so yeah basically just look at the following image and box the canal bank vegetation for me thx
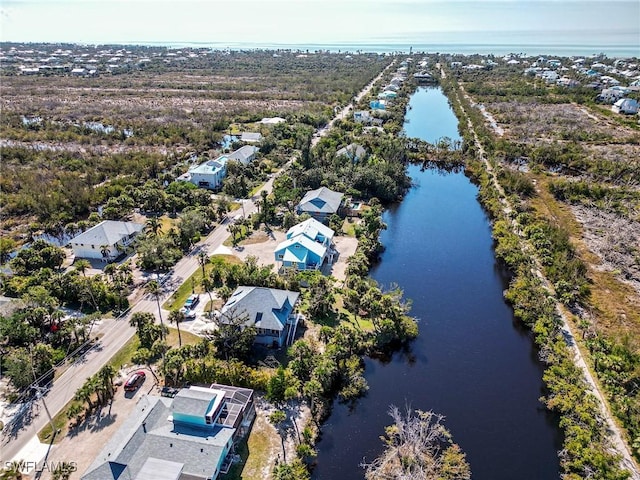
[438,54,638,478]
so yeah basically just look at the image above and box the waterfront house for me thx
[336,143,367,163]
[353,110,373,124]
[370,100,386,110]
[378,90,398,99]
[177,156,228,190]
[612,98,639,115]
[220,286,300,347]
[69,220,143,261]
[297,186,344,222]
[274,218,335,271]
[82,385,255,480]
[227,145,259,165]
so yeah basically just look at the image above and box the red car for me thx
[124,371,146,392]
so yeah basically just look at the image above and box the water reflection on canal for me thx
[312,87,562,480]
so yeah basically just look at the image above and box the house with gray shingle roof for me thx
[336,143,367,163]
[82,385,254,480]
[296,186,344,223]
[220,287,300,347]
[227,145,259,165]
[69,220,143,261]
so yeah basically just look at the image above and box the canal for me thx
[312,87,563,479]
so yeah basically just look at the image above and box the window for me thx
[277,254,283,260]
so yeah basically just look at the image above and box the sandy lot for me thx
[233,229,358,283]
[34,368,158,480]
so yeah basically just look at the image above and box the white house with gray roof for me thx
[240,132,262,143]
[297,186,344,223]
[220,287,300,347]
[82,385,254,480]
[177,156,228,190]
[69,220,143,261]
[227,145,259,165]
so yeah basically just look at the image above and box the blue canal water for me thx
[312,87,563,479]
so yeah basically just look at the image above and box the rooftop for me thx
[189,157,228,175]
[298,187,344,215]
[70,220,143,247]
[221,287,299,332]
[82,386,252,480]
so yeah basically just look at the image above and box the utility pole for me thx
[33,386,56,437]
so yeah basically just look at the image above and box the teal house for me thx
[82,385,256,480]
[370,99,386,110]
[274,218,335,271]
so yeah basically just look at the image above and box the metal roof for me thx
[221,287,299,332]
[70,220,143,247]
[298,187,344,215]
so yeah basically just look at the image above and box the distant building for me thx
[227,145,259,165]
[353,110,372,124]
[69,220,143,261]
[177,156,228,190]
[240,132,262,143]
[612,98,639,115]
[82,385,255,480]
[259,117,286,125]
[220,287,301,347]
[297,186,344,223]
[599,88,626,104]
[370,100,386,110]
[336,143,367,163]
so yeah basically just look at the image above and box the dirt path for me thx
[445,67,640,479]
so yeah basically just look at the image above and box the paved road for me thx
[0,197,265,464]
[311,60,395,147]
[0,61,393,464]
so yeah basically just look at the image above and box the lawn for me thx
[341,217,358,236]
[162,254,242,310]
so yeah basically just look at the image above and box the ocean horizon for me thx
[132,40,638,58]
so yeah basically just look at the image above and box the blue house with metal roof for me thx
[274,218,335,271]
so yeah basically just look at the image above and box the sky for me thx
[1,0,639,49]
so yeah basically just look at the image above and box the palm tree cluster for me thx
[68,365,117,427]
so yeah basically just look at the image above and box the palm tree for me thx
[202,274,215,318]
[74,259,91,277]
[145,280,166,339]
[145,217,162,236]
[99,244,111,261]
[98,364,116,401]
[168,309,185,347]
[197,250,209,278]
